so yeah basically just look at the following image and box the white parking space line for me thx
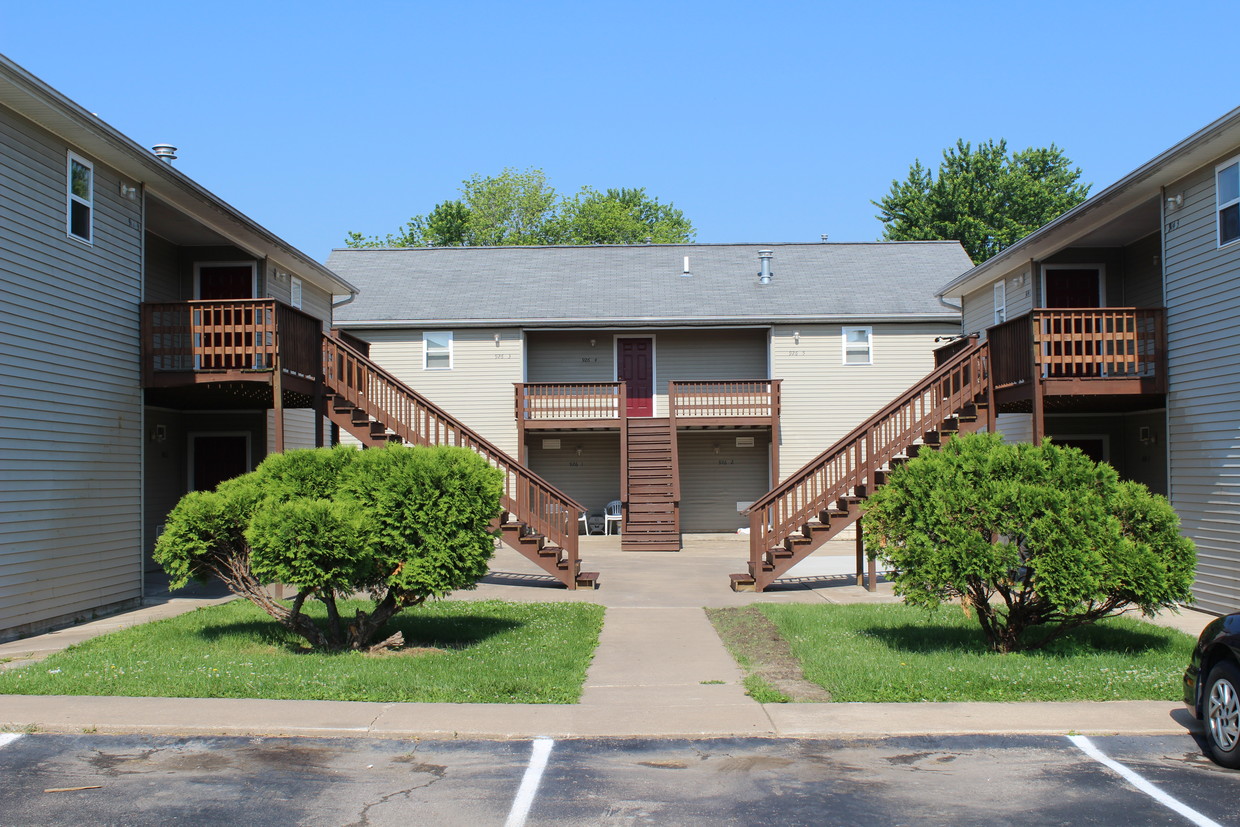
[0,733,22,749]
[504,738,554,827]
[1067,735,1223,827]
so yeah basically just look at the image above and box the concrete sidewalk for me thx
[0,535,1215,740]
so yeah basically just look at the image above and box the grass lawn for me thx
[751,603,1195,703]
[0,599,604,704]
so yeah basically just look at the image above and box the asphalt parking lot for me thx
[1,732,1237,826]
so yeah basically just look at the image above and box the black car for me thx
[1184,612,1240,768]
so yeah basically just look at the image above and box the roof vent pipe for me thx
[757,249,773,285]
[152,144,178,163]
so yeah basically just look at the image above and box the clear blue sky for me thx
[4,1,1236,262]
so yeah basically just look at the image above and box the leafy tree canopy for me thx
[873,139,1090,263]
[863,433,1194,653]
[346,168,695,248]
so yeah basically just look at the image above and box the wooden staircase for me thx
[321,332,598,589]
[620,417,681,551]
[731,340,992,592]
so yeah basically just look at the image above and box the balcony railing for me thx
[515,382,626,421]
[514,380,781,422]
[668,380,780,420]
[141,299,322,386]
[988,307,1166,393]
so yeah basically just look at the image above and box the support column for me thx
[855,517,865,588]
[272,373,285,453]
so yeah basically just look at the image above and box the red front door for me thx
[617,338,653,417]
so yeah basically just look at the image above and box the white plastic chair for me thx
[604,500,622,535]
[578,511,590,535]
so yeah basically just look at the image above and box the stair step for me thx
[729,573,757,592]
[575,571,600,589]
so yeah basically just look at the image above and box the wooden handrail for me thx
[987,307,1166,389]
[746,340,989,567]
[322,334,585,566]
[142,299,323,381]
[668,379,779,419]
[515,382,623,420]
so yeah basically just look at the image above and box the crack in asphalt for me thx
[343,767,445,827]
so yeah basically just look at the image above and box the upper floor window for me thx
[67,152,93,243]
[423,331,453,369]
[993,280,1007,325]
[842,326,873,365]
[290,276,303,310]
[1218,158,1240,246]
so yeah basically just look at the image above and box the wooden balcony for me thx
[514,379,781,429]
[141,299,322,397]
[987,307,1166,410]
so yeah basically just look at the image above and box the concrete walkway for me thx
[0,535,1216,740]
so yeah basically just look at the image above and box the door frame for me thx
[193,261,259,300]
[613,334,656,417]
[187,431,253,491]
[1039,263,1105,308]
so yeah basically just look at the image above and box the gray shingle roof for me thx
[329,242,969,327]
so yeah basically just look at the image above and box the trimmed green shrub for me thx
[154,444,503,651]
[863,433,1195,653]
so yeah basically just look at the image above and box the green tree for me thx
[863,433,1195,653]
[346,170,695,247]
[154,444,502,652]
[873,139,1090,263]
[553,186,694,244]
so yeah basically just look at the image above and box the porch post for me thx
[272,369,286,454]
[855,517,865,588]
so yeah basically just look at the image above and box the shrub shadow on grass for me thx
[862,618,1180,657]
[194,612,520,654]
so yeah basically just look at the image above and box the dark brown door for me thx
[1043,268,1101,308]
[1043,268,1102,376]
[192,435,250,491]
[198,265,254,300]
[617,338,653,418]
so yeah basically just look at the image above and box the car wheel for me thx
[1204,661,1240,769]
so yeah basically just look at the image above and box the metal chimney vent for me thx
[757,250,773,285]
[152,144,178,163]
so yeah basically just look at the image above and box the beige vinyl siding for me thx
[526,433,621,519]
[342,327,523,455]
[267,408,324,453]
[0,106,144,638]
[1163,161,1240,614]
[678,431,770,533]
[961,268,1034,337]
[771,322,957,479]
[526,332,613,383]
[993,413,1033,443]
[264,264,333,327]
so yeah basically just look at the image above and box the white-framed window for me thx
[842,326,873,365]
[67,151,93,243]
[290,276,303,310]
[1218,156,1240,247]
[423,331,453,370]
[993,280,1007,325]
